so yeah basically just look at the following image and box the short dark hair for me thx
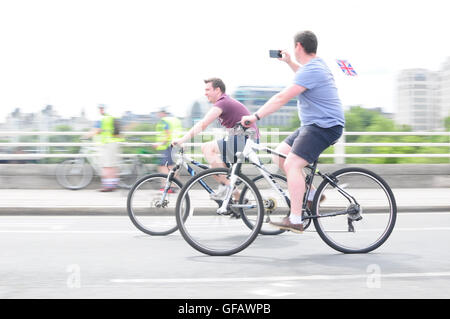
[294,31,318,54]
[204,78,226,93]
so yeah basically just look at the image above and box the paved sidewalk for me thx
[0,188,448,215]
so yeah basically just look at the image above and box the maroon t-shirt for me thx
[214,94,259,137]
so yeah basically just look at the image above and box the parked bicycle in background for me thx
[55,138,147,190]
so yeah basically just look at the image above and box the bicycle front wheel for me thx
[175,168,264,256]
[312,167,397,254]
[127,173,188,236]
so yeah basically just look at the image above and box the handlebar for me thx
[233,121,250,130]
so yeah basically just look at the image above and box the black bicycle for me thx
[175,124,397,256]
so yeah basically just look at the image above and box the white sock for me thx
[308,189,316,201]
[103,178,117,188]
[289,214,303,224]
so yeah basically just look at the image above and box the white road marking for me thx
[110,271,450,284]
[394,227,450,231]
[250,288,295,297]
[0,223,67,230]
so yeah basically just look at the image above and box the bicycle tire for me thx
[127,173,189,236]
[55,159,94,190]
[175,167,264,256]
[312,167,397,254]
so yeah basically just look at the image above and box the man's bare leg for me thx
[202,141,239,200]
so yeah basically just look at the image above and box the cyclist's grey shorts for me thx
[217,135,258,164]
[99,142,120,167]
[284,124,343,164]
[159,147,174,166]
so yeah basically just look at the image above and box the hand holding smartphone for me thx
[269,50,282,58]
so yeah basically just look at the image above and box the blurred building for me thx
[396,69,441,131]
[1,106,93,132]
[232,86,298,128]
[121,111,158,126]
[396,58,450,131]
[184,97,221,129]
[441,57,450,120]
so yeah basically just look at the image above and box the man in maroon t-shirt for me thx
[172,78,258,199]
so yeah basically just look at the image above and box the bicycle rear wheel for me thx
[55,159,94,190]
[127,173,188,236]
[312,167,397,254]
[175,168,264,256]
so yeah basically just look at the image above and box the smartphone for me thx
[269,50,282,58]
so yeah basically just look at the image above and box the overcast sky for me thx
[0,0,449,122]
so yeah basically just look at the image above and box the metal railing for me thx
[0,130,449,163]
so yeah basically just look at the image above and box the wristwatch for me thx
[254,113,261,121]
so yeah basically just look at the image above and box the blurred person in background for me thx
[85,104,122,192]
[172,77,259,200]
[154,107,183,192]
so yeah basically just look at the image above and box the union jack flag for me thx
[336,60,357,76]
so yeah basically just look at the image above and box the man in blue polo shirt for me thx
[242,30,345,233]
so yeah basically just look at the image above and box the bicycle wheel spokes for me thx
[314,169,396,253]
[241,174,290,235]
[128,174,187,236]
[56,159,93,190]
[176,169,264,256]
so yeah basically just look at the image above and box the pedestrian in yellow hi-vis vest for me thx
[154,108,182,191]
[85,104,123,192]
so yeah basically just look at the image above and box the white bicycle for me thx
[55,140,147,190]
[175,123,397,256]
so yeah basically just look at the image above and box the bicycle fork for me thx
[216,163,241,215]
[158,166,179,205]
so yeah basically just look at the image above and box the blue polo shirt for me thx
[294,57,345,128]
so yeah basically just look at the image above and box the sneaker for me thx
[269,217,304,234]
[210,184,232,201]
[159,188,177,194]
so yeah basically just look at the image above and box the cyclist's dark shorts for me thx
[284,124,343,164]
[159,147,174,166]
[217,135,259,164]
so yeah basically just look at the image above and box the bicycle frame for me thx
[80,141,146,177]
[217,137,360,219]
[79,143,101,174]
[159,148,214,203]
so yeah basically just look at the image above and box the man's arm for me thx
[173,106,222,145]
[241,84,306,126]
[279,50,300,72]
[84,127,101,139]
